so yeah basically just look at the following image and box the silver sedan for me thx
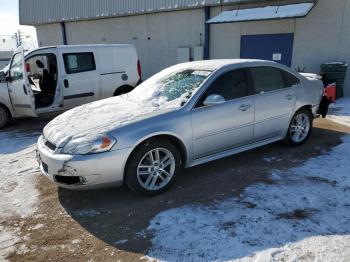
[37,59,324,195]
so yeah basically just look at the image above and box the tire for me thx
[113,85,134,97]
[0,105,10,129]
[125,139,181,196]
[285,108,313,146]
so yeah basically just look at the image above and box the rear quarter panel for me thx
[295,76,324,114]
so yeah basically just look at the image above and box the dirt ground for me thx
[2,116,350,262]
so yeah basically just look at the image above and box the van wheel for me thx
[0,106,10,129]
[125,139,181,196]
[285,108,313,146]
[113,85,134,96]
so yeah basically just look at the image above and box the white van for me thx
[0,44,142,128]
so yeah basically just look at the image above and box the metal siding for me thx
[19,0,248,25]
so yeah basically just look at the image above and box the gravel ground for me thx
[0,110,349,262]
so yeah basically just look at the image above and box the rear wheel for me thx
[125,139,181,196]
[113,85,134,96]
[0,106,10,129]
[285,108,313,146]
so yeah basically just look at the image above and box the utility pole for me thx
[14,30,23,47]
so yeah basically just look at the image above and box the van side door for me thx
[60,51,99,109]
[25,49,64,113]
[7,50,37,117]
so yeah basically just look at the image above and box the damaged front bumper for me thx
[36,136,130,190]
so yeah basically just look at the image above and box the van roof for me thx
[34,44,134,51]
[25,44,135,57]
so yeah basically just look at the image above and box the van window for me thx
[63,52,96,74]
[10,53,23,81]
[250,67,285,94]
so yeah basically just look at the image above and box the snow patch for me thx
[144,110,350,261]
[0,131,40,218]
[72,239,81,244]
[0,128,40,259]
[114,239,128,245]
[0,226,20,261]
[207,3,314,24]
[328,98,350,128]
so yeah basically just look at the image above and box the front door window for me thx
[9,53,23,81]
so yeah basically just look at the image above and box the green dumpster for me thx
[321,62,348,99]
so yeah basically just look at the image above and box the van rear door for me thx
[7,49,37,117]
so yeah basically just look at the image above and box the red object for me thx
[25,63,31,73]
[324,83,336,103]
[137,59,142,79]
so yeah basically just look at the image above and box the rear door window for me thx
[283,71,300,88]
[250,67,285,94]
[63,52,96,74]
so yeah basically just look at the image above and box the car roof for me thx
[173,59,280,71]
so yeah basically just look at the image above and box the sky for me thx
[0,0,35,35]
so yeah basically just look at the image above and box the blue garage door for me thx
[240,33,294,67]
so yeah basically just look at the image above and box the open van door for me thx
[7,49,37,117]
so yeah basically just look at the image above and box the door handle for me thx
[64,79,69,88]
[23,85,27,95]
[239,104,252,112]
[286,94,294,100]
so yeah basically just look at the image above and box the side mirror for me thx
[0,71,6,83]
[203,94,226,107]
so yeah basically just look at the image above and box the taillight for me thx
[137,59,142,79]
[25,63,30,73]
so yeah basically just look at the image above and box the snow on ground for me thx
[144,99,350,262]
[0,130,40,218]
[0,129,41,260]
[328,98,350,128]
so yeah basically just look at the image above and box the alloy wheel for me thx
[290,112,310,143]
[137,148,176,191]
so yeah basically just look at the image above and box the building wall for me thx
[36,9,205,78]
[209,0,350,96]
[0,35,17,52]
[35,0,350,96]
[36,23,64,47]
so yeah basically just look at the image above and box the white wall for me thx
[35,0,350,96]
[293,0,350,97]
[36,23,63,47]
[209,0,350,96]
[37,9,204,78]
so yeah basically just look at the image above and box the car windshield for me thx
[128,68,212,107]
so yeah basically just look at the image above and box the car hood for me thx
[43,95,179,147]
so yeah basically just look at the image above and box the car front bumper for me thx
[37,136,132,190]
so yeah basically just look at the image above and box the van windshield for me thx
[128,69,212,107]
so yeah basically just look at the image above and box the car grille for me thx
[45,140,57,151]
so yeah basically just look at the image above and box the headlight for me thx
[61,134,117,155]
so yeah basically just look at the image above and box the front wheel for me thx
[285,108,313,146]
[0,106,10,129]
[125,139,181,196]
